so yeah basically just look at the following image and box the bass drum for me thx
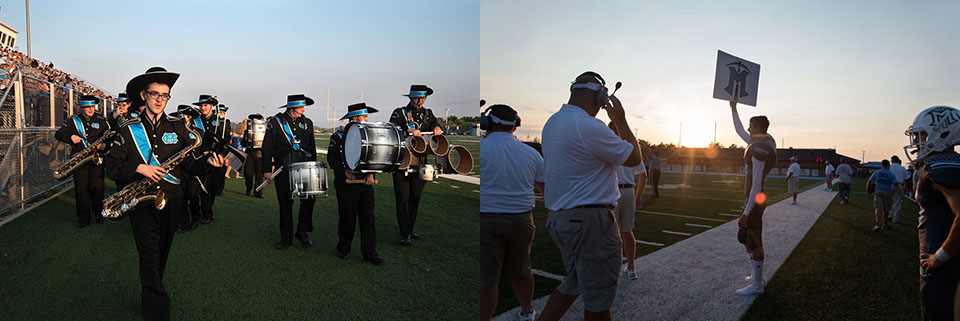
[289,161,328,199]
[343,121,403,173]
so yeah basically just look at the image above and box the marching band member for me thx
[103,67,224,321]
[388,84,442,246]
[107,92,135,129]
[243,113,265,197]
[193,94,219,224]
[55,95,109,227]
[172,104,205,233]
[328,102,384,264]
[262,94,318,250]
[213,104,232,196]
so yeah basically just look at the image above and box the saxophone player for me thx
[103,67,225,321]
[55,94,109,227]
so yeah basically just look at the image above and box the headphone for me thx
[570,71,609,107]
[480,104,521,130]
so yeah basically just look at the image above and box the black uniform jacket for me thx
[104,112,210,191]
[55,112,110,154]
[261,111,317,174]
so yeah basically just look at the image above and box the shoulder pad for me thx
[925,153,960,188]
[120,117,141,127]
[167,115,184,122]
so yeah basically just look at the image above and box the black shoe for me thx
[75,222,89,228]
[410,233,421,240]
[190,221,201,230]
[95,216,104,224]
[201,218,212,225]
[255,193,264,198]
[275,242,291,250]
[216,192,224,196]
[177,227,189,233]
[245,188,251,195]
[364,255,385,265]
[399,236,412,246]
[295,233,313,248]
[336,251,349,259]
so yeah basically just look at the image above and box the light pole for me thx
[444,108,449,132]
[25,0,31,57]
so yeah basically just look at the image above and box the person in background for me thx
[866,159,900,231]
[888,155,909,223]
[824,161,835,192]
[835,158,853,204]
[785,156,800,205]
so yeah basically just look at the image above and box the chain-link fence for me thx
[0,67,112,216]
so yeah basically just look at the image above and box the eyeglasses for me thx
[144,90,171,101]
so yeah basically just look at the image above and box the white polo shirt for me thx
[616,161,646,186]
[787,162,801,178]
[889,163,908,186]
[825,164,835,176]
[542,104,634,211]
[479,131,544,213]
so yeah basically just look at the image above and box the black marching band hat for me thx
[78,95,101,108]
[279,94,314,109]
[192,94,218,106]
[248,113,264,120]
[125,67,180,106]
[216,104,229,112]
[403,84,433,98]
[340,102,378,120]
[172,104,201,118]
[116,92,129,103]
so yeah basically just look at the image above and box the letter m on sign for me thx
[724,62,751,98]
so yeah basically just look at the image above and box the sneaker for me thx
[882,225,890,230]
[626,269,638,280]
[736,282,764,295]
[790,201,797,205]
[744,275,752,282]
[872,226,880,232]
[519,311,536,321]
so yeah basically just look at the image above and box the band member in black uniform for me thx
[328,103,384,264]
[389,85,443,246]
[242,113,265,197]
[107,92,136,130]
[55,95,109,227]
[103,67,224,321]
[212,104,232,196]
[193,94,220,224]
[262,94,318,250]
[172,105,205,233]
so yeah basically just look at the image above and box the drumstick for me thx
[255,166,284,192]
[345,178,379,184]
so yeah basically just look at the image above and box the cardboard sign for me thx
[713,50,761,106]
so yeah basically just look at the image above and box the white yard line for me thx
[685,223,712,228]
[718,213,740,217]
[636,210,726,223]
[495,183,838,321]
[531,269,565,281]
[645,193,743,202]
[662,230,693,236]
[636,240,665,247]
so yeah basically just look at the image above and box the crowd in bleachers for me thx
[1,46,112,102]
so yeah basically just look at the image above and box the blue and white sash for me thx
[280,119,312,158]
[128,123,181,185]
[72,116,90,147]
[193,118,205,134]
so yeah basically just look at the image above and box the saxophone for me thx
[101,119,204,221]
[53,130,117,180]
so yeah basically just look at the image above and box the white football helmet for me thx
[904,106,960,162]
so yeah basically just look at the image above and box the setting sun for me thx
[680,121,715,148]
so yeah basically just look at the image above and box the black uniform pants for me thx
[179,177,202,228]
[128,193,181,321]
[72,164,104,225]
[920,267,960,321]
[393,171,427,236]
[650,169,662,196]
[214,166,227,195]
[275,169,315,244]
[244,155,263,193]
[335,182,377,258]
[201,174,217,220]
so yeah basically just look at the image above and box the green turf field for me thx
[494,171,823,315]
[742,177,920,320]
[0,169,478,320]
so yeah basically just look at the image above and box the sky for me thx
[479,0,960,162]
[0,0,478,128]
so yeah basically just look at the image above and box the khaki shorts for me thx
[738,202,765,250]
[615,187,636,232]
[788,177,800,193]
[547,207,622,312]
[874,189,893,212]
[480,213,535,289]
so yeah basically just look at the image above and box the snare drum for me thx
[418,164,438,181]
[247,119,267,149]
[289,161,328,199]
[343,121,404,173]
